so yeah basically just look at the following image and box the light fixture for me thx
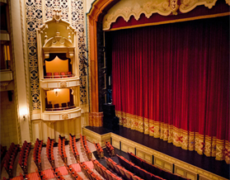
[54,89,60,96]
[19,108,28,121]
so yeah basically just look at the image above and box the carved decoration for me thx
[226,0,230,5]
[52,9,62,22]
[60,82,67,88]
[179,0,218,13]
[62,114,68,120]
[43,32,73,47]
[170,0,179,15]
[103,0,173,30]
[103,0,229,30]
[44,32,48,44]
[37,24,48,34]
[44,53,50,59]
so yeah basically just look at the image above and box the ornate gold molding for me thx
[103,0,174,30]
[103,0,230,30]
[226,0,230,5]
[179,0,217,13]
[109,12,230,31]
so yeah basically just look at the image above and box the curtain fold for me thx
[112,17,229,163]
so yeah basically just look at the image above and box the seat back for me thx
[46,72,52,78]
[54,104,59,108]
[61,103,67,107]
[54,72,61,78]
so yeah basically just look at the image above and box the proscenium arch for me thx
[87,0,120,113]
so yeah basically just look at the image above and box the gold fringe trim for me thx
[116,110,230,164]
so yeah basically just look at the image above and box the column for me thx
[10,0,30,143]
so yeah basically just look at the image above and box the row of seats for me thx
[33,139,43,171]
[18,141,31,174]
[80,162,102,180]
[54,168,65,180]
[105,157,144,180]
[3,173,29,180]
[106,142,115,156]
[67,164,83,180]
[39,170,48,180]
[117,154,165,180]
[3,143,20,178]
[46,102,75,111]
[58,135,67,164]
[46,137,55,168]
[1,145,7,161]
[94,143,104,159]
[128,152,189,180]
[45,71,73,78]
[39,167,64,180]
[93,160,122,180]
[69,134,80,162]
[80,134,92,160]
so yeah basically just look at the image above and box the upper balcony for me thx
[42,107,81,121]
[37,11,79,90]
[40,54,80,90]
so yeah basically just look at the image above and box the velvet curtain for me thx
[112,17,229,163]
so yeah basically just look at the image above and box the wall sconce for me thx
[54,89,60,96]
[19,108,28,121]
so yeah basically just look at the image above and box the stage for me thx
[85,125,229,180]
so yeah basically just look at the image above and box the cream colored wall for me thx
[0,91,18,147]
[8,0,30,144]
[85,0,95,13]
[45,57,69,73]
[47,89,70,106]
[32,117,82,143]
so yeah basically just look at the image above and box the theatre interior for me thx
[0,0,229,180]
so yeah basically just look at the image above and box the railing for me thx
[45,105,75,111]
[44,73,75,79]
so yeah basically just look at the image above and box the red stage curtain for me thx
[112,16,229,163]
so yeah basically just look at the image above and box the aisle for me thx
[27,149,38,173]
[65,144,77,165]
[53,147,65,168]
[41,147,52,170]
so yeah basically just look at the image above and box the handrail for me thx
[45,105,76,111]
[44,73,75,79]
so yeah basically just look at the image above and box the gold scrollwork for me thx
[62,114,68,120]
[103,0,172,30]
[179,0,217,13]
[60,82,67,88]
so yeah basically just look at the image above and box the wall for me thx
[25,0,88,110]
[45,57,69,73]
[47,88,70,106]
[0,91,18,147]
[32,117,82,142]
[85,0,95,13]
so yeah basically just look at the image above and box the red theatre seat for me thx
[60,72,67,78]
[54,72,61,78]
[46,72,52,78]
